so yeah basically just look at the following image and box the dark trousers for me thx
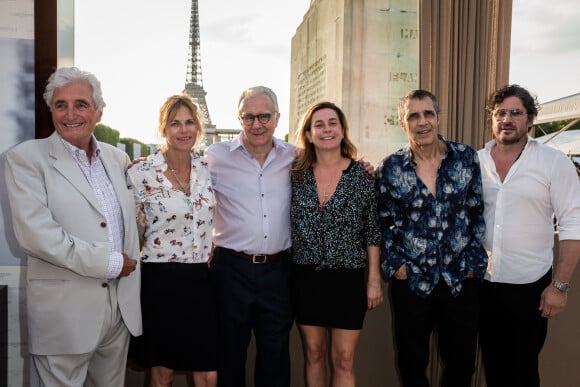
[391,277,480,387]
[479,270,551,387]
[211,247,293,387]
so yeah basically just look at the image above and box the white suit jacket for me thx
[4,132,142,355]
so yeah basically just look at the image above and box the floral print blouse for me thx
[127,149,214,264]
[291,160,381,270]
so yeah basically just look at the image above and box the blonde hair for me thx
[158,94,203,151]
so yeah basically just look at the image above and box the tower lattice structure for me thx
[183,0,215,129]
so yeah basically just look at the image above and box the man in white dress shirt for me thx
[478,84,580,387]
[206,86,294,387]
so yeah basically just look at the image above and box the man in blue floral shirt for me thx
[376,89,487,387]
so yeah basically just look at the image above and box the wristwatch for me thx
[551,280,571,292]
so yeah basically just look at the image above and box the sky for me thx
[74,0,580,145]
[509,0,580,104]
[74,0,311,144]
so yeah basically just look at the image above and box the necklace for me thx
[321,182,331,205]
[317,166,341,206]
[164,153,191,196]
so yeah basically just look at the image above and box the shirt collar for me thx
[59,133,101,159]
[484,135,534,153]
[149,148,199,168]
[149,149,166,167]
[230,132,292,153]
[403,134,451,166]
[229,133,245,152]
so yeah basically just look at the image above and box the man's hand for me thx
[357,158,376,178]
[130,156,147,168]
[394,263,407,280]
[118,253,138,278]
[539,284,568,318]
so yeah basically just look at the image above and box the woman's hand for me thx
[367,278,384,309]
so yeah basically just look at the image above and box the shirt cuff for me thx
[106,252,124,279]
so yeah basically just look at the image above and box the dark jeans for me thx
[391,277,480,387]
[479,270,551,387]
[211,247,293,387]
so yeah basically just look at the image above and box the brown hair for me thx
[292,101,358,178]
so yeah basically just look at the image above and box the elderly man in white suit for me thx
[4,67,141,387]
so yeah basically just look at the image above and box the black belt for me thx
[218,247,290,264]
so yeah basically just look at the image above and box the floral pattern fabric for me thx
[127,150,214,263]
[376,138,487,298]
[291,160,381,269]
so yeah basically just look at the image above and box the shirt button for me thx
[100,222,107,228]
[101,282,108,288]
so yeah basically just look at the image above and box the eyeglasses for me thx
[492,109,526,119]
[240,113,274,126]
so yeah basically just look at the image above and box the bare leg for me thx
[299,325,329,387]
[193,370,217,387]
[330,328,361,387]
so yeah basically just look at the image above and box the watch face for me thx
[552,280,570,292]
[561,283,571,291]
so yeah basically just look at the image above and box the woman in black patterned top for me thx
[291,101,383,387]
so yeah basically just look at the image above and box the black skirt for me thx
[291,264,367,330]
[130,262,218,371]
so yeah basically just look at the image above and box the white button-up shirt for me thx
[478,137,580,284]
[61,135,124,278]
[206,135,294,255]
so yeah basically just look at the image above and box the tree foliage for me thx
[534,119,577,137]
[93,123,152,160]
[93,123,120,146]
[120,137,151,160]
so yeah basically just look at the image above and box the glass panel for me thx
[58,0,74,67]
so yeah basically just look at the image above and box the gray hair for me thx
[43,67,106,112]
[398,89,440,122]
[237,86,279,114]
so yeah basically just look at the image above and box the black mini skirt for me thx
[291,264,367,330]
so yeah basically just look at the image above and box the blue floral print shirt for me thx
[291,160,381,269]
[376,138,487,298]
[127,149,214,264]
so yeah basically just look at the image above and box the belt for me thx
[219,247,290,264]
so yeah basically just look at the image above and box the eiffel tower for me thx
[183,0,215,129]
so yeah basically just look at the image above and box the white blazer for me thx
[4,132,142,355]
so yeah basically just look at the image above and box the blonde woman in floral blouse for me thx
[127,94,216,387]
[291,101,383,387]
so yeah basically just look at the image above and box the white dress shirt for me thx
[206,134,295,255]
[61,135,124,278]
[478,137,580,284]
